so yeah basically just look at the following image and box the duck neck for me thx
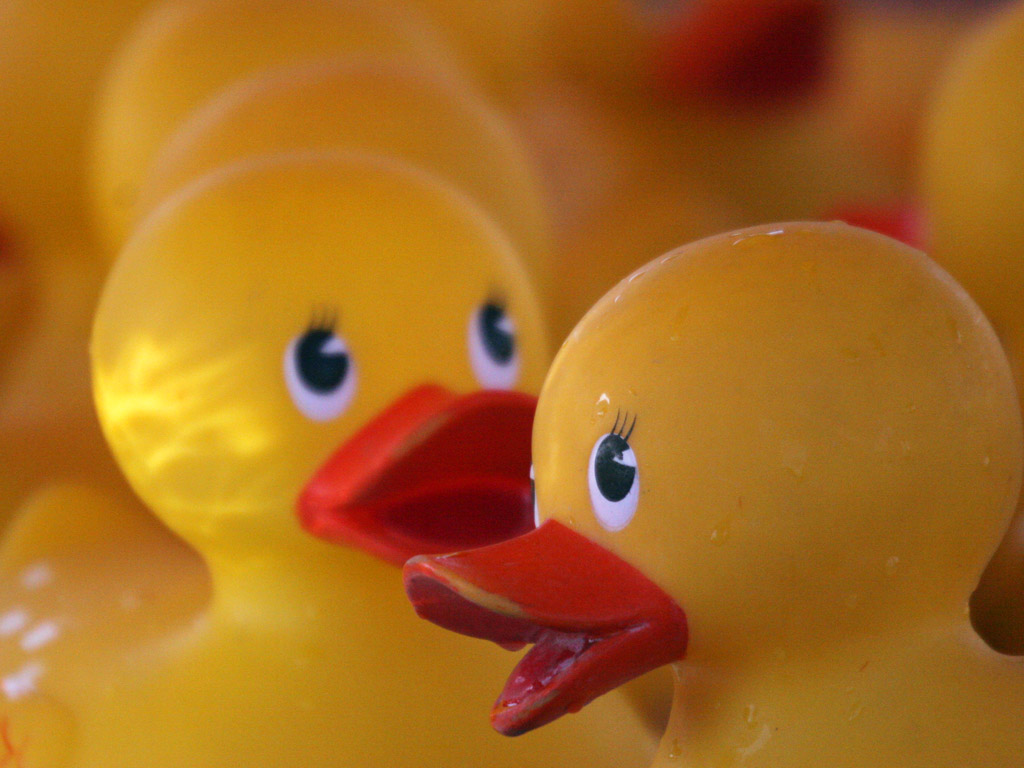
[200,529,401,631]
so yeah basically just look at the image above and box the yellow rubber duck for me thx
[407,222,1024,767]
[0,151,655,765]
[0,0,150,255]
[135,56,553,316]
[89,0,455,253]
[921,0,1024,654]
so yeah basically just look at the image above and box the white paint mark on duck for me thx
[2,662,44,700]
[20,621,59,652]
[0,610,28,637]
[736,722,772,761]
[21,562,53,590]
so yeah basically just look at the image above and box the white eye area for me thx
[284,327,357,421]
[588,431,639,532]
[530,464,541,528]
[468,301,519,390]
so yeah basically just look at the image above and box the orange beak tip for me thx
[403,522,688,735]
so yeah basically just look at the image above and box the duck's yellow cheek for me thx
[94,336,289,520]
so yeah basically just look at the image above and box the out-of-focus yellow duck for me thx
[407,222,1024,767]
[135,55,554,315]
[0,152,655,765]
[922,0,1024,654]
[408,0,908,339]
[88,0,456,253]
[0,0,160,521]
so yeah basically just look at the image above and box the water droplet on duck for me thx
[668,739,683,760]
[781,441,807,478]
[885,556,900,576]
[710,520,731,546]
[627,269,648,284]
[744,704,758,727]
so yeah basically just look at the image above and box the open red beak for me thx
[404,521,688,736]
[653,0,833,105]
[298,385,537,566]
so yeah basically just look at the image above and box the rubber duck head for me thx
[93,151,549,561]
[138,56,554,320]
[406,222,1021,741]
[90,0,454,254]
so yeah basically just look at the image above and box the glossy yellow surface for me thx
[138,57,552,300]
[922,0,1024,654]
[532,223,1024,766]
[89,0,454,253]
[3,153,658,766]
[0,483,210,766]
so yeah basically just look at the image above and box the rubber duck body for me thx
[1,152,653,766]
[407,222,1024,767]
[922,0,1024,653]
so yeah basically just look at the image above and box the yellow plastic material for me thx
[0,0,148,385]
[922,0,1024,654]
[89,0,454,253]
[0,483,210,766]
[0,0,150,254]
[2,153,657,766]
[530,223,1024,766]
[138,57,552,299]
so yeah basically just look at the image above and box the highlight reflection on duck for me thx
[0,151,654,766]
[407,222,1024,766]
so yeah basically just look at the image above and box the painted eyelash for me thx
[307,305,339,332]
[610,410,637,442]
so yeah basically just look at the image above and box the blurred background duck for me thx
[921,0,1024,654]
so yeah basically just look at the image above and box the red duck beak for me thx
[824,200,929,250]
[298,385,537,566]
[404,521,688,736]
[653,0,833,105]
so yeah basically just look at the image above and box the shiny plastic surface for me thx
[406,222,1024,766]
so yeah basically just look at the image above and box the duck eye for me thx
[284,327,357,421]
[588,432,639,531]
[468,301,519,389]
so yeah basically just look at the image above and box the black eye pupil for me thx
[595,434,636,502]
[479,303,514,364]
[297,329,349,393]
